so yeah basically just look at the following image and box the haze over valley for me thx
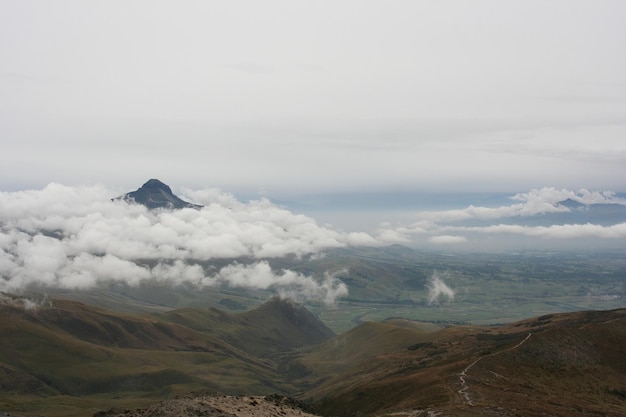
[1,178,624,332]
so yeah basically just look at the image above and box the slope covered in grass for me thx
[309,308,626,417]
[0,294,333,416]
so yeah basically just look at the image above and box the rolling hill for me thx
[1,293,625,417]
[307,308,626,417]
[0,294,333,417]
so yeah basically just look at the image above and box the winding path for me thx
[457,332,532,406]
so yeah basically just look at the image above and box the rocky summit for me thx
[117,179,202,210]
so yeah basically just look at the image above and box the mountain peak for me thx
[242,297,335,350]
[557,198,585,209]
[116,179,202,210]
[142,178,173,192]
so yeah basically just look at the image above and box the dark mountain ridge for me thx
[454,198,626,227]
[116,179,202,210]
[557,198,586,209]
[246,297,335,344]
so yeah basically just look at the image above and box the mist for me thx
[427,271,455,304]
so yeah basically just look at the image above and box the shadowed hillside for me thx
[0,294,333,417]
[158,296,335,357]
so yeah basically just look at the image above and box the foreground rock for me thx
[94,392,320,417]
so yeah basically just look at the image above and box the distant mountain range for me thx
[1,294,624,417]
[116,179,202,209]
[308,307,626,417]
[455,197,626,227]
[551,198,626,225]
[115,179,626,227]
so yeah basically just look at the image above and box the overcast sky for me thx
[1,0,625,195]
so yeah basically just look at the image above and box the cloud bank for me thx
[416,188,626,223]
[378,187,626,247]
[0,184,367,303]
[2,183,625,300]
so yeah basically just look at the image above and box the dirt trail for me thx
[457,332,532,406]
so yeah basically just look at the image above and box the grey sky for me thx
[1,0,625,194]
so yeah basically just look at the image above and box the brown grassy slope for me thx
[308,308,626,417]
[157,296,335,358]
[242,297,335,349]
[0,299,271,387]
[460,310,626,417]
[0,295,332,417]
[293,320,443,391]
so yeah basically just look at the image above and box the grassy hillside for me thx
[36,247,626,335]
[309,308,626,417]
[157,297,335,357]
[0,294,333,417]
[1,292,625,417]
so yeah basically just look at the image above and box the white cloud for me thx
[210,262,348,305]
[375,228,412,244]
[413,187,626,224]
[412,187,626,225]
[510,187,626,207]
[0,184,371,302]
[2,183,625,297]
[428,235,467,245]
[0,293,50,310]
[450,222,626,240]
[427,272,455,304]
[376,187,626,246]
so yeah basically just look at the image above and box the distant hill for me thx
[557,198,586,209]
[244,297,336,351]
[457,198,626,227]
[159,296,335,357]
[116,179,202,209]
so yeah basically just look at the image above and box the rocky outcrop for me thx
[94,393,320,417]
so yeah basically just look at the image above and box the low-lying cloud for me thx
[2,184,625,299]
[0,184,367,303]
[415,187,626,223]
[377,187,626,247]
[446,222,626,240]
[428,235,467,245]
[0,292,49,310]
[427,271,455,304]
